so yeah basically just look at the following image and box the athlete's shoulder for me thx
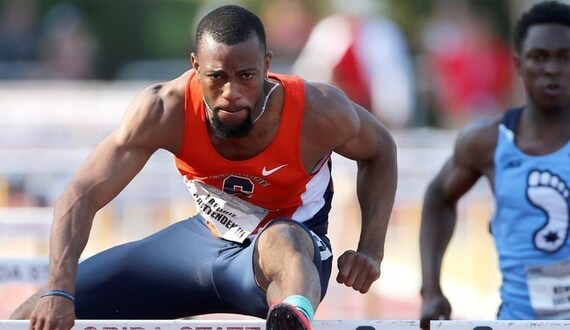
[148,70,191,106]
[115,71,189,153]
[301,81,358,133]
[303,81,354,116]
[299,81,361,153]
[453,113,502,170]
[133,70,189,112]
[457,114,502,147]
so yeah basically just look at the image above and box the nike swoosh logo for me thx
[262,164,288,176]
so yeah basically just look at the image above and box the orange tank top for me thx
[174,71,332,233]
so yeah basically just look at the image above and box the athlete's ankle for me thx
[283,295,314,323]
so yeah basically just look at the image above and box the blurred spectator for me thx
[0,1,38,79]
[261,0,316,73]
[293,0,416,129]
[31,3,99,80]
[421,1,514,128]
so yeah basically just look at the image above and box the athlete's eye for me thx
[242,72,254,80]
[529,53,546,63]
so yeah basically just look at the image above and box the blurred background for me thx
[0,0,551,322]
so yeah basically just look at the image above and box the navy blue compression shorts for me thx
[74,215,332,319]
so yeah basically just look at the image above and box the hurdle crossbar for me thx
[0,319,419,330]
[4,320,570,329]
[0,207,52,237]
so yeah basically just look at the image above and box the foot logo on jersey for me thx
[527,170,570,253]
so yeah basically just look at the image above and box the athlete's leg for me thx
[253,219,333,330]
[12,216,234,320]
[210,217,332,321]
[10,217,220,320]
[74,216,230,319]
[254,221,321,311]
[11,217,226,320]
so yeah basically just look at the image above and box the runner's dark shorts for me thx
[74,215,333,319]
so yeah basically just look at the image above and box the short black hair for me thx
[513,0,570,54]
[195,5,266,54]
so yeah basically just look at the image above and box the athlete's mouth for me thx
[216,107,250,123]
[544,82,562,95]
[217,107,247,114]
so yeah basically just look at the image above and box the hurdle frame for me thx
[0,319,419,330]
[5,319,570,329]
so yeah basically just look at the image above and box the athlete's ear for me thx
[191,52,200,72]
[264,51,273,74]
[513,53,522,76]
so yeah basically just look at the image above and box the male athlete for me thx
[420,1,570,328]
[11,5,397,330]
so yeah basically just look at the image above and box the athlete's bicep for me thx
[66,88,168,210]
[433,124,493,203]
[334,102,394,162]
[428,114,498,204]
[432,156,481,204]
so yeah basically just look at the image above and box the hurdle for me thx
[0,207,52,238]
[0,319,419,329]
[4,320,570,329]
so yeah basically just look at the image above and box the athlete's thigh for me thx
[279,219,334,299]
[75,216,230,319]
[212,218,333,318]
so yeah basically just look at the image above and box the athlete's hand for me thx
[336,249,380,294]
[420,292,451,330]
[29,296,75,330]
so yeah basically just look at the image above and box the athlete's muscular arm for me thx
[336,101,397,294]
[419,118,497,330]
[303,83,397,294]
[30,80,184,330]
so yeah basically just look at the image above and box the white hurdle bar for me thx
[0,320,418,329]
[4,320,570,329]
[0,207,52,238]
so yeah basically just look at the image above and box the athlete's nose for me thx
[543,57,564,76]
[221,81,242,102]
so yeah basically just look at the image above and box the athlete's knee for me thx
[254,220,318,290]
[257,220,314,258]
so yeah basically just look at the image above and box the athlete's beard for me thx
[206,102,254,138]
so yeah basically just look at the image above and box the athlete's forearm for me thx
[355,140,397,262]
[419,182,457,296]
[47,185,97,293]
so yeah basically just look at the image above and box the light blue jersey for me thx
[492,108,570,319]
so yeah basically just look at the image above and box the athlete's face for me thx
[192,33,272,138]
[515,24,570,112]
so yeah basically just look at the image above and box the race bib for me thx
[186,180,268,243]
[527,259,570,319]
